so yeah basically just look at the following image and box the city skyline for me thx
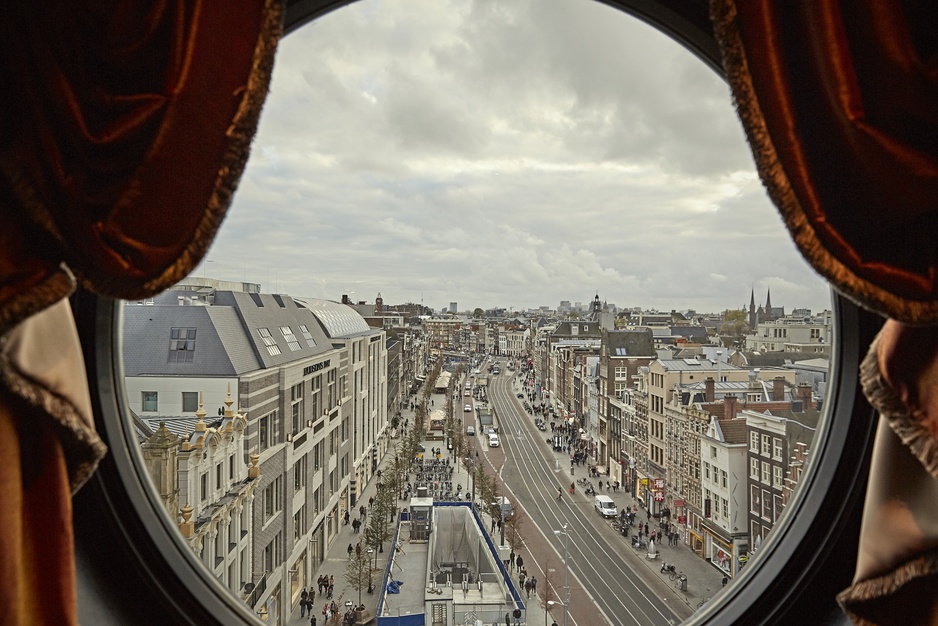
[196,0,832,314]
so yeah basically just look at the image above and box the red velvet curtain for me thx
[711,0,938,324]
[0,1,284,623]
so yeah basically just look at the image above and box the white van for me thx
[594,495,617,518]
[488,433,500,447]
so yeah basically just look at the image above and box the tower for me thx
[375,292,383,315]
[749,288,757,329]
[765,287,773,320]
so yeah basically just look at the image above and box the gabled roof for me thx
[718,418,749,444]
[605,328,655,357]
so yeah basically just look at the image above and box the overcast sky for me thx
[201,0,832,315]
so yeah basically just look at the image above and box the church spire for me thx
[765,287,772,313]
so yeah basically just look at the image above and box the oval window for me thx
[107,1,842,625]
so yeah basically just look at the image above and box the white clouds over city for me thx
[203,0,831,314]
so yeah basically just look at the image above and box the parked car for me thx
[467,425,475,436]
[464,404,472,412]
[488,434,500,448]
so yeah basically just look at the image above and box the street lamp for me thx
[552,524,571,626]
[367,548,375,594]
[546,600,557,626]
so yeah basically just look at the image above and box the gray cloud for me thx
[205,0,830,314]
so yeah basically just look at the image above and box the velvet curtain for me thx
[0,1,284,623]
[710,1,938,623]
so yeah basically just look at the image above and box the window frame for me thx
[71,6,880,625]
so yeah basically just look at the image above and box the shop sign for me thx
[674,499,685,507]
[653,490,665,502]
[677,515,686,524]
[653,478,665,490]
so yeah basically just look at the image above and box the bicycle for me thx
[668,570,683,581]
[696,597,711,609]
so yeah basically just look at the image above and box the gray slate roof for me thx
[122,289,337,376]
[605,329,656,357]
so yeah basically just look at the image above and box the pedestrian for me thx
[509,550,516,572]
[722,575,729,587]
[557,486,562,500]
[524,578,531,598]
[505,612,511,626]
[310,585,316,605]
[301,587,309,617]
[310,614,317,626]
[347,543,353,559]
[518,571,526,588]
[569,482,574,494]
[531,576,537,593]
[317,575,324,595]
[516,554,524,572]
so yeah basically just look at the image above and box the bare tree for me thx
[503,507,526,554]
[344,543,374,606]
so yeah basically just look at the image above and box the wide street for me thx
[470,358,726,626]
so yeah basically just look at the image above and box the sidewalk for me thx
[281,378,550,626]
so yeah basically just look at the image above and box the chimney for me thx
[723,393,738,420]
[773,377,786,401]
[798,383,814,410]
[705,377,715,402]
[342,294,350,304]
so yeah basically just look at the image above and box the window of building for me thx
[762,434,772,456]
[168,327,197,363]
[200,473,208,502]
[257,327,282,356]
[721,470,728,488]
[773,465,783,488]
[299,324,317,348]
[142,391,158,412]
[750,431,759,452]
[259,415,270,451]
[751,484,761,514]
[263,538,274,573]
[761,461,771,485]
[216,463,223,491]
[181,391,199,413]
[722,497,729,519]
[229,454,235,480]
[294,456,307,492]
[294,506,305,544]
[773,437,783,460]
[280,326,301,351]
[263,476,283,523]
